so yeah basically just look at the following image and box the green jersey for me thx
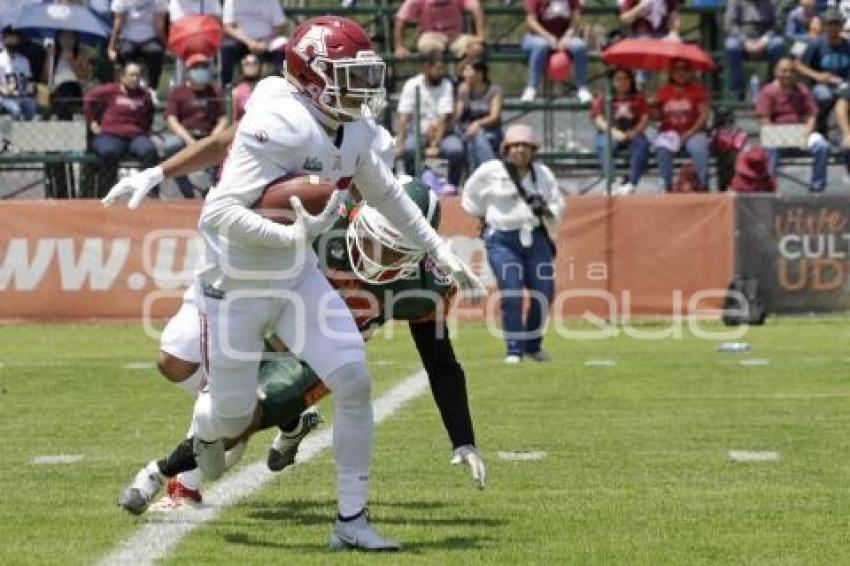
[259,196,454,430]
[315,196,455,330]
[257,355,325,431]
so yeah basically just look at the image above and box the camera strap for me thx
[501,159,556,258]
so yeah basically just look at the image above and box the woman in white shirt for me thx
[462,124,565,364]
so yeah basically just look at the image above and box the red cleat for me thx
[166,477,202,504]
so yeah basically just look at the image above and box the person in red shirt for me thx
[393,0,486,65]
[729,145,777,192]
[162,52,228,198]
[232,52,262,122]
[591,67,651,194]
[619,0,681,39]
[653,59,711,191]
[521,0,591,103]
[84,61,158,198]
[756,57,827,192]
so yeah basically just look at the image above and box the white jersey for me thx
[197,76,443,290]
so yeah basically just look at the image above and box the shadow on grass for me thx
[224,531,491,554]
[245,497,504,528]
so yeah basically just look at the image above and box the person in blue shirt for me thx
[786,0,820,47]
[796,7,850,131]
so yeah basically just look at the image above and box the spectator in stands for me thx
[0,1,47,83]
[393,0,486,66]
[221,0,286,87]
[834,93,850,175]
[169,0,222,85]
[162,52,226,198]
[395,52,465,188]
[729,145,777,192]
[591,67,651,195]
[232,52,260,122]
[169,0,221,23]
[454,58,503,173]
[796,7,850,133]
[618,0,681,40]
[0,28,37,121]
[461,123,564,364]
[786,0,821,53]
[108,0,168,90]
[653,58,710,191]
[84,61,157,198]
[725,0,785,100]
[521,0,592,103]
[50,30,93,120]
[758,57,828,192]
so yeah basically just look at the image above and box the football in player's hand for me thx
[253,174,337,225]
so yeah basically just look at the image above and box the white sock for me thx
[174,368,203,397]
[323,362,373,518]
[146,460,164,481]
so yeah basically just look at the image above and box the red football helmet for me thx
[285,16,386,122]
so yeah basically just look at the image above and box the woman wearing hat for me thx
[462,124,565,364]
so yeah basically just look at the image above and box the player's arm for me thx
[101,124,238,208]
[408,318,485,488]
[353,151,485,300]
[408,319,476,449]
[199,118,340,248]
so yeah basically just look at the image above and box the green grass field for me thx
[3,319,850,565]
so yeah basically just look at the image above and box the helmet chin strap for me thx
[304,97,343,132]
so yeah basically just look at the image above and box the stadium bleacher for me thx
[4,0,846,198]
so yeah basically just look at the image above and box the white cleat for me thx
[118,460,165,516]
[329,512,401,551]
[192,437,226,480]
[504,354,522,364]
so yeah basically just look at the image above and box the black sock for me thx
[280,415,300,434]
[156,439,197,477]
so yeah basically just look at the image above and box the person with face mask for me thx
[83,61,158,197]
[0,27,37,121]
[232,52,261,121]
[162,52,227,198]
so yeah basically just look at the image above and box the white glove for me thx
[100,166,164,209]
[289,190,341,243]
[432,243,487,304]
[451,445,486,489]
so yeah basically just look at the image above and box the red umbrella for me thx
[601,38,716,72]
[168,15,223,60]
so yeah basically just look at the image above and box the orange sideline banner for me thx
[0,196,734,321]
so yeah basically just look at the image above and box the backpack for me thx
[722,276,767,326]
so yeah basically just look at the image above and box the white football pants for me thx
[191,265,372,516]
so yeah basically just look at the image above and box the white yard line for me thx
[98,369,429,566]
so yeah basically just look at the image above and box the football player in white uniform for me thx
[105,16,484,551]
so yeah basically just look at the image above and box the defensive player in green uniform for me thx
[120,180,485,515]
